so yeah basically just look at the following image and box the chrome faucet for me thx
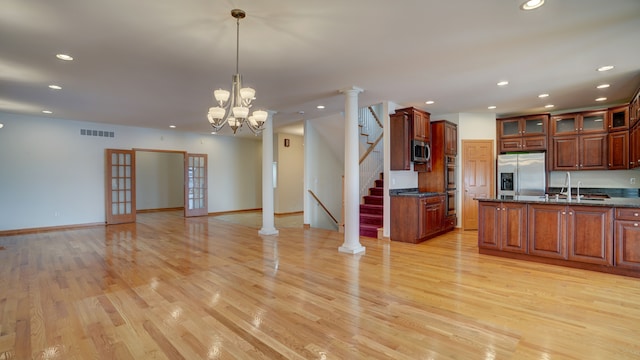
[576,181,583,202]
[562,172,571,202]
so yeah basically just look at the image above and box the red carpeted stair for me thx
[360,175,383,238]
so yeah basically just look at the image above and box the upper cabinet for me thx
[497,114,548,153]
[394,107,431,142]
[551,110,608,136]
[390,106,431,171]
[609,105,629,132]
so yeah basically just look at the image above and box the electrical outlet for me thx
[631,178,636,185]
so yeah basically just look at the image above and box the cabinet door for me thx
[478,202,500,249]
[444,122,457,155]
[552,136,579,170]
[499,138,523,153]
[522,115,547,136]
[551,114,578,135]
[580,134,607,170]
[421,196,443,237]
[390,113,411,170]
[412,110,430,142]
[499,119,522,138]
[609,106,629,131]
[581,110,608,134]
[615,220,640,271]
[528,204,567,259]
[608,131,629,170]
[522,136,547,151]
[501,202,528,253]
[567,206,613,265]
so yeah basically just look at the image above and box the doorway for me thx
[105,148,208,225]
[461,140,494,230]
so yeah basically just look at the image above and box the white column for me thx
[259,111,279,236]
[339,86,365,254]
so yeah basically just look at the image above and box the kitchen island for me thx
[477,196,640,278]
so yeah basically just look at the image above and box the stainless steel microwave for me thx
[411,140,430,163]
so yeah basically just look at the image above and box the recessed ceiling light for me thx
[597,65,614,72]
[545,104,555,108]
[595,97,607,102]
[42,110,53,114]
[538,93,549,98]
[56,54,73,61]
[596,84,610,89]
[520,0,545,10]
[316,105,325,109]
[48,85,62,90]
[488,106,497,110]
[497,81,509,86]
[425,100,435,105]
[169,125,176,128]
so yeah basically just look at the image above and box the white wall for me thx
[135,151,185,210]
[0,112,262,231]
[304,114,344,230]
[275,133,304,214]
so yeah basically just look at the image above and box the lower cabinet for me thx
[390,195,447,243]
[478,202,527,253]
[528,204,613,265]
[615,208,640,271]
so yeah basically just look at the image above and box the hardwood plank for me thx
[1,211,640,359]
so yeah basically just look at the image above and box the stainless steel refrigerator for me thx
[497,153,546,196]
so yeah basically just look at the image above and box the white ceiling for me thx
[1,0,640,137]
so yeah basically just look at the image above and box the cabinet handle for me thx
[569,212,573,215]
[634,213,639,216]
[497,207,501,211]
[562,211,566,215]
[502,208,506,210]
[635,223,639,227]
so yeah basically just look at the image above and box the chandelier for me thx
[207,9,267,135]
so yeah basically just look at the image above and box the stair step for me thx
[375,179,383,187]
[369,187,383,196]
[363,195,383,205]
[360,204,383,215]
[359,224,379,238]
[360,213,383,226]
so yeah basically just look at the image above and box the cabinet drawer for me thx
[616,208,640,221]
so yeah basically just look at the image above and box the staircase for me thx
[360,174,383,238]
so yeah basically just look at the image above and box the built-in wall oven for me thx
[445,155,456,216]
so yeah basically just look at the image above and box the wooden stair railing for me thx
[308,190,339,226]
[360,132,383,165]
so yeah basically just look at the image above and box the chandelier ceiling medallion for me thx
[207,9,267,135]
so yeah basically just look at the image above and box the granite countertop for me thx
[389,188,444,198]
[477,195,640,208]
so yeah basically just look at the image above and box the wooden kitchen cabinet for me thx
[390,111,411,170]
[395,107,431,142]
[390,194,444,243]
[497,114,548,153]
[419,196,444,239]
[478,201,527,253]
[528,204,567,259]
[567,206,613,266]
[608,131,629,170]
[528,203,612,264]
[609,105,629,132]
[551,133,607,170]
[444,121,457,155]
[551,110,608,136]
[615,208,640,271]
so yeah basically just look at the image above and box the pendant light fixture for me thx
[207,9,268,135]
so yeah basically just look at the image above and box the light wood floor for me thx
[1,211,639,359]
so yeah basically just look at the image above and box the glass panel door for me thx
[582,111,607,133]
[105,149,136,224]
[185,153,208,217]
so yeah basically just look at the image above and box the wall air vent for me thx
[80,129,115,138]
